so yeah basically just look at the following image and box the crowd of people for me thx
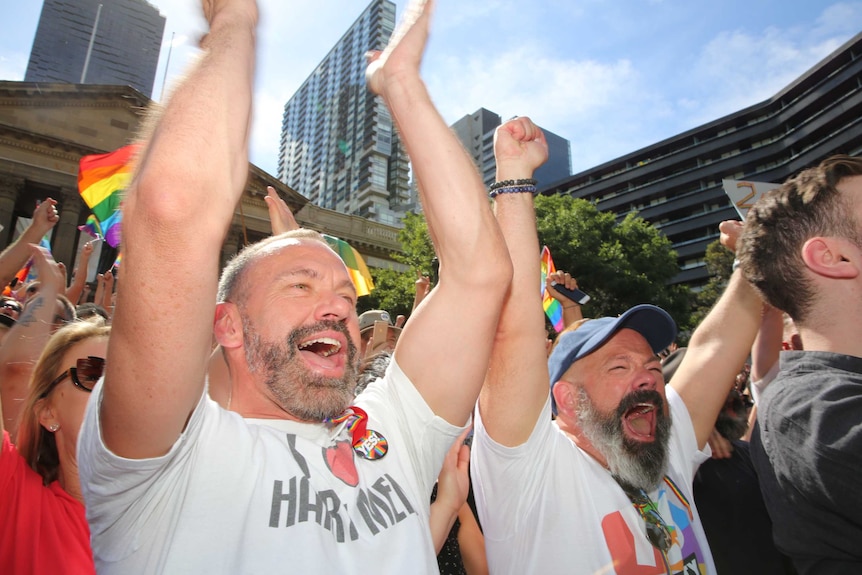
[1,0,860,573]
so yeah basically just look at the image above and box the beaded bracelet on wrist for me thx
[489,185,538,198]
[489,178,537,191]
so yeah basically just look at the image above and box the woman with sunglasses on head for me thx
[0,260,109,572]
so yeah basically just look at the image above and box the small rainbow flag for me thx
[112,252,123,270]
[78,214,104,240]
[77,145,137,248]
[540,246,564,332]
[322,234,374,297]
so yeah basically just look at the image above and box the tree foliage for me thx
[362,196,693,332]
[534,195,691,331]
[689,238,735,328]
[358,211,435,317]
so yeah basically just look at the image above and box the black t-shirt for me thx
[750,351,862,574]
[694,440,794,575]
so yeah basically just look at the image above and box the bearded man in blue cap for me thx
[472,116,763,575]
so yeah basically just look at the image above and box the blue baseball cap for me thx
[547,304,677,413]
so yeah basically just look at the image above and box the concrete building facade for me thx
[542,32,862,288]
[25,0,165,99]
[451,107,572,189]
[277,0,410,227]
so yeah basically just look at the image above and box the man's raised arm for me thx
[478,118,550,447]
[101,0,258,459]
[366,0,512,426]
[670,220,762,449]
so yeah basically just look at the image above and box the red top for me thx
[0,431,95,574]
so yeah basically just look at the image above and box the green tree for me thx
[534,194,691,332]
[689,238,735,329]
[363,196,694,333]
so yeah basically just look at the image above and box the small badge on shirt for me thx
[327,405,388,461]
[353,429,388,460]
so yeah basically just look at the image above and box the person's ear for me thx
[552,380,578,417]
[801,237,859,279]
[37,398,59,432]
[214,302,243,348]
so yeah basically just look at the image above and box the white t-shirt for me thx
[78,358,463,574]
[750,360,779,405]
[472,387,715,575]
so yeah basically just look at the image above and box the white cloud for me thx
[812,2,862,38]
[428,45,638,126]
[250,91,286,175]
[0,53,27,82]
[423,42,673,171]
[685,19,856,128]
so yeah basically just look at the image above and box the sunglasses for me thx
[44,356,105,397]
[0,301,22,313]
[626,488,672,554]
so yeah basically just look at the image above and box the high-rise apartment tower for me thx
[25,0,165,99]
[451,108,573,188]
[277,0,410,226]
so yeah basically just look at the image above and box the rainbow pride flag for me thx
[540,246,564,332]
[322,234,374,297]
[77,145,137,247]
[112,252,123,270]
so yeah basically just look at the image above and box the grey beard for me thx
[576,385,672,492]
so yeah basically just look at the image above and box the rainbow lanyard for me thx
[661,475,692,521]
[327,406,388,460]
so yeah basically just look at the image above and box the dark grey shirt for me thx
[751,350,862,575]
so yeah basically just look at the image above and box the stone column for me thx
[0,175,23,247]
[52,188,83,270]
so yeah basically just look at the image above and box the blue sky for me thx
[2,1,860,179]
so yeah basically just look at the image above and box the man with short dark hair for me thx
[472,116,762,574]
[737,154,862,574]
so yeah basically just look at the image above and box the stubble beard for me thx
[575,385,672,492]
[243,316,359,421]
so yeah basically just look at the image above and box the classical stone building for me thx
[0,81,403,283]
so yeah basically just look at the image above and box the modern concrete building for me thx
[542,32,862,289]
[277,0,410,227]
[25,0,165,99]
[451,107,572,188]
